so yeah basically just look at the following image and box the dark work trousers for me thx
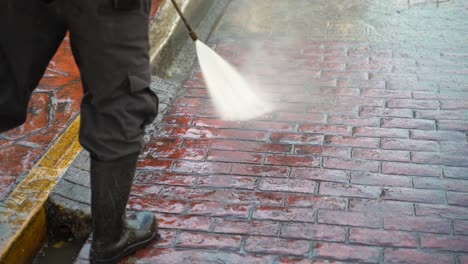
[0,0,159,161]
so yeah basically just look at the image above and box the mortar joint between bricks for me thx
[180,201,191,215]
[168,160,175,173]
[208,217,218,232]
[247,203,255,221]
[280,193,286,206]
[253,177,261,191]
[377,187,385,202]
[314,208,319,223]
[416,232,422,249]
[177,138,185,148]
[378,248,385,264]
[308,241,316,259]
[345,226,350,244]
[325,114,330,124]
[265,132,273,144]
[271,256,280,264]
[294,124,300,133]
[202,150,210,162]
[239,236,248,254]
[227,162,234,174]
[450,219,456,236]
[192,174,202,187]
[172,230,183,248]
[187,117,194,126]
[286,167,293,178]
[277,221,284,238]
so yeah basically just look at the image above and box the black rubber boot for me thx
[89,154,159,264]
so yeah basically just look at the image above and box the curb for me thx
[0,118,82,264]
[149,0,219,77]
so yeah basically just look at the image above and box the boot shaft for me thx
[90,154,139,245]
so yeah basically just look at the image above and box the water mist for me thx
[170,0,273,121]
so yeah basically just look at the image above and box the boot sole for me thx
[91,231,160,264]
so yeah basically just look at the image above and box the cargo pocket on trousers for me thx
[127,67,151,93]
[126,70,159,128]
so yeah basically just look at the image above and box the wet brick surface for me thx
[78,0,468,263]
[0,38,81,200]
[2,0,465,263]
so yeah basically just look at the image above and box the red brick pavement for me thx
[0,38,82,200]
[0,0,164,201]
[71,39,468,263]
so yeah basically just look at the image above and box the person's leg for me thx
[0,0,67,133]
[67,0,159,262]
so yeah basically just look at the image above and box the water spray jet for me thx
[169,0,273,121]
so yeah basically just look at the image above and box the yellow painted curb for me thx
[0,116,82,264]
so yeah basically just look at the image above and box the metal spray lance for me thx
[169,0,199,41]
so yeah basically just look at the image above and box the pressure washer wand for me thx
[170,0,199,41]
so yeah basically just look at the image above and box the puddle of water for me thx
[33,237,86,264]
